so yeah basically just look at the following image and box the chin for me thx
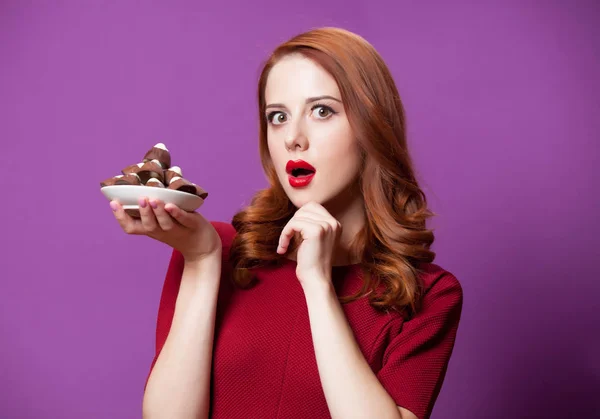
[287,189,337,210]
[281,176,347,210]
[288,196,314,209]
[284,188,317,207]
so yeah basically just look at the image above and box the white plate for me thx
[101,185,205,213]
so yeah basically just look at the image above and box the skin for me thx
[109,198,221,264]
[110,52,418,419]
[266,54,418,419]
[265,53,366,268]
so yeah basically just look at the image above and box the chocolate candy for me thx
[122,162,144,176]
[100,175,123,187]
[164,166,182,185]
[137,160,164,184]
[168,177,208,199]
[114,174,141,185]
[100,173,142,187]
[143,143,171,169]
[100,143,209,205]
[146,178,165,188]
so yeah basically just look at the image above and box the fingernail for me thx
[110,201,118,212]
[150,200,158,209]
[139,198,147,208]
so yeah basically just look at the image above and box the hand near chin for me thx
[277,201,342,290]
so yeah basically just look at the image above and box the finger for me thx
[292,216,333,237]
[294,209,330,224]
[149,199,178,231]
[298,202,341,230]
[277,218,322,254]
[299,201,331,217]
[278,219,300,254]
[138,197,159,232]
[111,200,143,235]
[164,203,198,229]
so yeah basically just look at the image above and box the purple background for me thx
[1,1,598,418]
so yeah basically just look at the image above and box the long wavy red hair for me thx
[229,27,436,316]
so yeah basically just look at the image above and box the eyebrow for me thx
[265,95,342,110]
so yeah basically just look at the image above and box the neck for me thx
[327,192,365,265]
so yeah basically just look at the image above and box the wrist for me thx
[301,276,335,299]
[183,249,222,266]
[183,252,222,277]
[181,253,223,293]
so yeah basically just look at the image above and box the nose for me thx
[284,118,309,151]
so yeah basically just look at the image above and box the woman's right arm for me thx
[142,254,221,419]
[109,197,225,419]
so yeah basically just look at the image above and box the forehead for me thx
[265,54,340,102]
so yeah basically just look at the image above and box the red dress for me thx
[145,221,463,419]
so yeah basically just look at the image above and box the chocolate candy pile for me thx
[100,143,208,199]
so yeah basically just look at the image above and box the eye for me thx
[311,104,336,119]
[267,111,287,125]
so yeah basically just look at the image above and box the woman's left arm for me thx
[303,281,417,419]
[277,201,424,419]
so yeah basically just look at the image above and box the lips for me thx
[286,159,316,188]
[286,160,316,176]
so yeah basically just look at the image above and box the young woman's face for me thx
[264,54,362,209]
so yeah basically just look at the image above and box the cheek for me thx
[267,136,286,171]
[267,134,278,157]
[318,125,359,164]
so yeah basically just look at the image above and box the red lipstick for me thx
[286,160,316,188]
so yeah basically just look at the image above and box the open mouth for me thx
[286,160,316,187]
[290,168,315,178]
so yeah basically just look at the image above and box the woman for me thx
[110,27,463,419]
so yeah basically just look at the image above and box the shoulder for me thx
[415,262,463,316]
[210,221,237,250]
[210,221,237,240]
[376,263,463,419]
[167,221,237,268]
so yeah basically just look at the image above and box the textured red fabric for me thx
[145,221,463,419]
